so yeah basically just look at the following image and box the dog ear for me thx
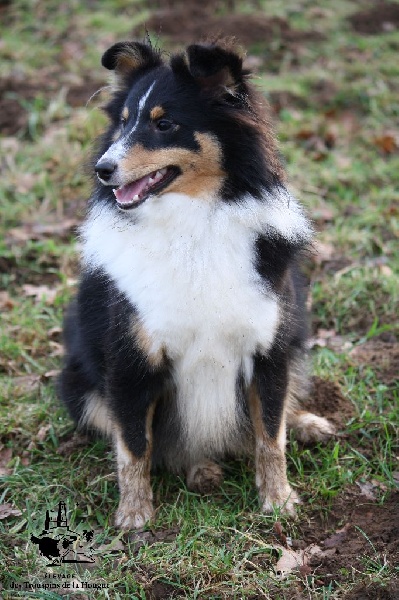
[101,42,161,80]
[185,44,244,96]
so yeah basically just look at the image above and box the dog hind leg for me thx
[286,359,335,443]
[186,460,224,494]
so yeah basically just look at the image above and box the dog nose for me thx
[95,160,116,181]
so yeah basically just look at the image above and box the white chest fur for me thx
[82,190,311,454]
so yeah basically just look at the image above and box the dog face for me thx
[94,41,284,210]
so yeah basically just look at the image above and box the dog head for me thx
[94,40,284,210]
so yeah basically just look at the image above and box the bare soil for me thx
[0,76,104,136]
[139,8,323,47]
[305,376,355,431]
[350,337,399,387]
[307,488,399,592]
[349,2,399,35]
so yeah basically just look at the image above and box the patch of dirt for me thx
[126,526,180,554]
[349,2,399,35]
[0,76,104,136]
[139,8,324,47]
[65,80,106,108]
[304,376,355,430]
[343,580,399,600]
[306,488,399,589]
[268,90,308,114]
[350,338,399,386]
[0,78,42,136]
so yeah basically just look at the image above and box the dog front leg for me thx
[250,351,299,516]
[113,402,155,530]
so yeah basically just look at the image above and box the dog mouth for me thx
[113,166,179,209]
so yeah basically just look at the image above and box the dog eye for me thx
[156,119,173,132]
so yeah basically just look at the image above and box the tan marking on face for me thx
[112,128,122,142]
[122,106,129,121]
[248,385,296,514]
[150,106,165,120]
[132,318,166,367]
[120,132,225,200]
[113,403,156,529]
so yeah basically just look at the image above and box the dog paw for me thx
[261,487,300,517]
[293,412,335,444]
[186,460,223,494]
[114,498,154,530]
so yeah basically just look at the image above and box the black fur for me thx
[59,40,318,528]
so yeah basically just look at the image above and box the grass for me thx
[1,0,398,598]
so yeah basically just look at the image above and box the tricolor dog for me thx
[59,40,334,529]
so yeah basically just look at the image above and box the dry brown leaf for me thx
[276,543,322,576]
[323,523,351,548]
[36,424,51,442]
[0,503,22,520]
[0,448,13,475]
[308,328,336,349]
[0,467,12,476]
[43,369,61,379]
[13,374,41,395]
[14,173,38,194]
[22,284,58,304]
[374,133,398,154]
[0,291,14,310]
[0,447,12,467]
[313,240,335,264]
[275,546,302,575]
[49,341,64,357]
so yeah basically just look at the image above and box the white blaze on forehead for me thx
[125,81,156,140]
[98,81,156,165]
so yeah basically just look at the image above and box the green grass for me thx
[1,0,398,598]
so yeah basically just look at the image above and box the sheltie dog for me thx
[59,40,334,529]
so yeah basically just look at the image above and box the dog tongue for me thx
[113,173,152,204]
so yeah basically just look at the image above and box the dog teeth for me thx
[133,194,139,200]
[154,168,167,181]
[148,177,154,183]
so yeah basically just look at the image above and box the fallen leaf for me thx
[275,546,302,575]
[374,133,398,154]
[0,447,12,467]
[313,240,335,264]
[0,503,22,519]
[36,424,51,442]
[21,284,58,304]
[97,539,125,553]
[0,467,12,476]
[43,369,61,379]
[274,544,321,577]
[308,328,337,349]
[326,336,353,353]
[49,341,64,357]
[13,374,41,395]
[0,291,14,310]
[14,173,38,194]
[323,523,351,548]
[0,447,13,475]
[57,434,90,456]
